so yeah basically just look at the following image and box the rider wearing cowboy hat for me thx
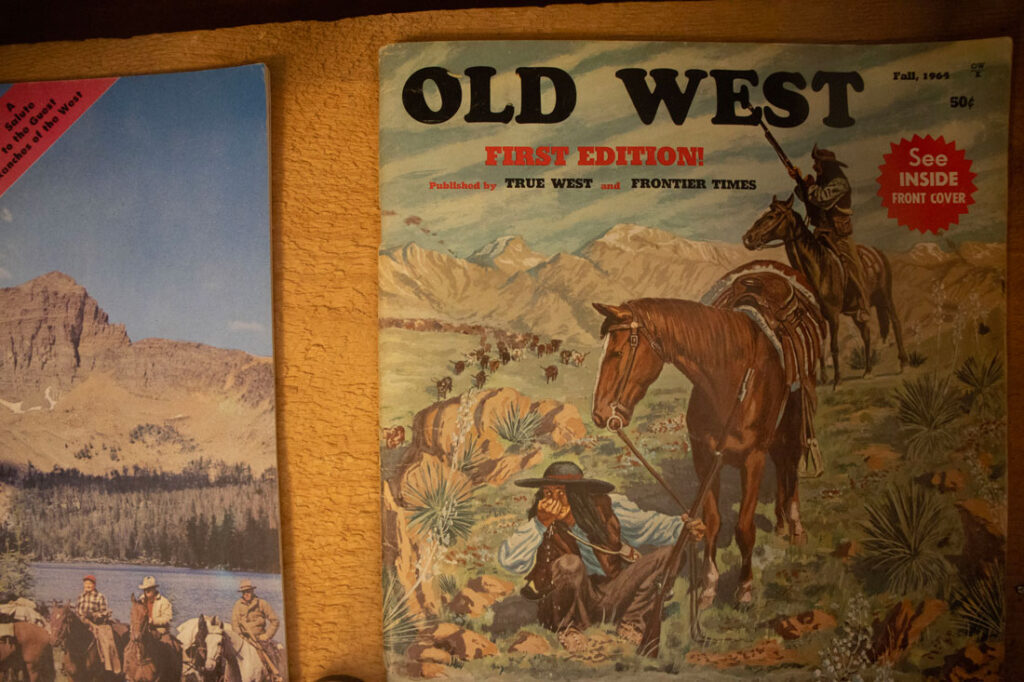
[232,579,283,680]
[232,579,280,643]
[789,144,871,323]
[138,576,175,645]
[498,461,704,654]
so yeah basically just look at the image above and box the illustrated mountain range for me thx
[380,223,1006,344]
[0,272,276,474]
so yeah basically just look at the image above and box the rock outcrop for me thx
[772,610,837,640]
[0,271,129,394]
[869,599,946,664]
[447,575,516,618]
[0,273,276,473]
[394,387,586,502]
[508,631,551,655]
[926,641,1003,681]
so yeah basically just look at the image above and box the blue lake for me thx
[31,561,287,646]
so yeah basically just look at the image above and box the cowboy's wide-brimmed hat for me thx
[138,576,159,590]
[811,143,848,167]
[238,579,256,592]
[514,461,615,493]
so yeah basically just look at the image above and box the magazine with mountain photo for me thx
[0,65,288,680]
[379,39,1011,680]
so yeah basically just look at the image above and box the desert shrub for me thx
[493,404,542,447]
[892,373,961,460]
[817,593,872,682]
[382,568,420,652]
[954,354,1004,418]
[847,346,880,372]
[907,351,927,368]
[953,561,1003,641]
[860,483,955,595]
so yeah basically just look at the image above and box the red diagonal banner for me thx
[0,77,117,197]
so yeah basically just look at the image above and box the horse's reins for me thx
[602,309,755,653]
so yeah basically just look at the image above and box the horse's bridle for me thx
[602,307,666,431]
[748,203,799,250]
[51,607,70,649]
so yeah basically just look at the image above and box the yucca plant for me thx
[907,351,927,368]
[382,568,420,652]
[454,433,483,475]
[493,403,543,447]
[953,561,1004,641]
[436,573,459,598]
[860,483,955,595]
[405,465,475,547]
[954,355,1004,418]
[892,373,961,460]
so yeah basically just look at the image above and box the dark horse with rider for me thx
[744,118,908,388]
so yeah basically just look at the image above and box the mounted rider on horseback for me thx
[789,144,871,323]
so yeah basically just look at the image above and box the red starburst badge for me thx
[876,135,976,235]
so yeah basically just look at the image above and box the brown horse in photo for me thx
[743,194,908,387]
[0,621,55,682]
[592,267,824,607]
[49,602,126,682]
[124,595,181,682]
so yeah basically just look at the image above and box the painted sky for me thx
[0,65,273,356]
[380,40,1011,258]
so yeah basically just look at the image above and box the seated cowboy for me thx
[76,575,122,674]
[498,461,704,653]
[232,579,283,681]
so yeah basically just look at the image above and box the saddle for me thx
[702,261,827,474]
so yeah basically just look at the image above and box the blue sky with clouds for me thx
[0,65,272,356]
[380,40,1011,258]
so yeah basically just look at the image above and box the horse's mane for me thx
[780,204,834,264]
[628,298,761,369]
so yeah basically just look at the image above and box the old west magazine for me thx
[379,40,1011,680]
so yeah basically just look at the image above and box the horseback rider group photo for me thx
[1,574,284,682]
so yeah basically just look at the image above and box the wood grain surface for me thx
[0,2,1020,679]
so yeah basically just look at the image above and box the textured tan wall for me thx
[0,2,1020,679]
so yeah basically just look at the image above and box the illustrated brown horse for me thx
[592,278,823,607]
[124,595,181,682]
[49,602,125,682]
[0,621,55,682]
[743,194,908,386]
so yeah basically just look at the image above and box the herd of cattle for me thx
[437,332,589,398]
[381,328,591,450]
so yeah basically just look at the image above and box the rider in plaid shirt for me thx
[76,575,112,623]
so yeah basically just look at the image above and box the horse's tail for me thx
[876,248,896,342]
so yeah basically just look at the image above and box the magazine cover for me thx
[0,66,287,680]
[379,39,1011,680]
